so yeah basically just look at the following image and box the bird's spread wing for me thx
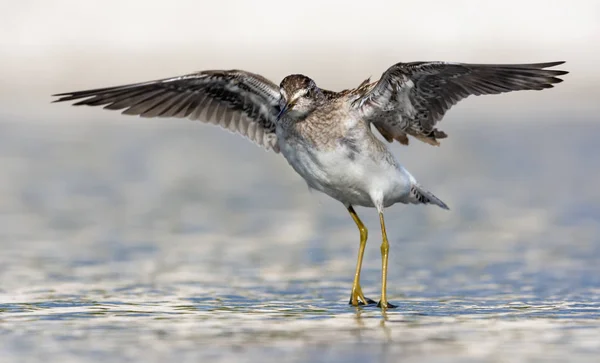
[352,61,568,146]
[53,70,282,152]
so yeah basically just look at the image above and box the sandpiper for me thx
[53,61,568,309]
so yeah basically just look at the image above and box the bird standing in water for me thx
[53,60,567,309]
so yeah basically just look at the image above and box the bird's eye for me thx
[305,89,312,98]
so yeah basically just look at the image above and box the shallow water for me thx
[1,116,599,362]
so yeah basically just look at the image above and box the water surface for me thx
[0,117,599,362]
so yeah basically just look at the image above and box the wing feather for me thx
[53,70,282,152]
[354,61,568,146]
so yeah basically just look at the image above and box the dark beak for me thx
[276,103,288,121]
[276,99,295,121]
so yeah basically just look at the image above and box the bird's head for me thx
[277,74,323,120]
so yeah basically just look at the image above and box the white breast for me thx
[278,135,411,208]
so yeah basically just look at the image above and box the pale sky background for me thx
[1,0,598,121]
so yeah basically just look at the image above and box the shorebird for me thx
[53,61,567,309]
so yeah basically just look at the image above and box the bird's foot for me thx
[376,300,398,309]
[349,296,377,306]
[349,287,376,306]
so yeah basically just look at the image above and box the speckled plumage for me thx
[52,60,568,309]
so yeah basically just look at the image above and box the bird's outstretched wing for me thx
[352,61,568,146]
[53,70,282,152]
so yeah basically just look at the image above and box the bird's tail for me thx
[409,184,450,210]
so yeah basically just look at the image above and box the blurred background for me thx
[1,1,599,362]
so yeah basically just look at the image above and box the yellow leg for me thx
[347,205,375,306]
[377,212,397,309]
